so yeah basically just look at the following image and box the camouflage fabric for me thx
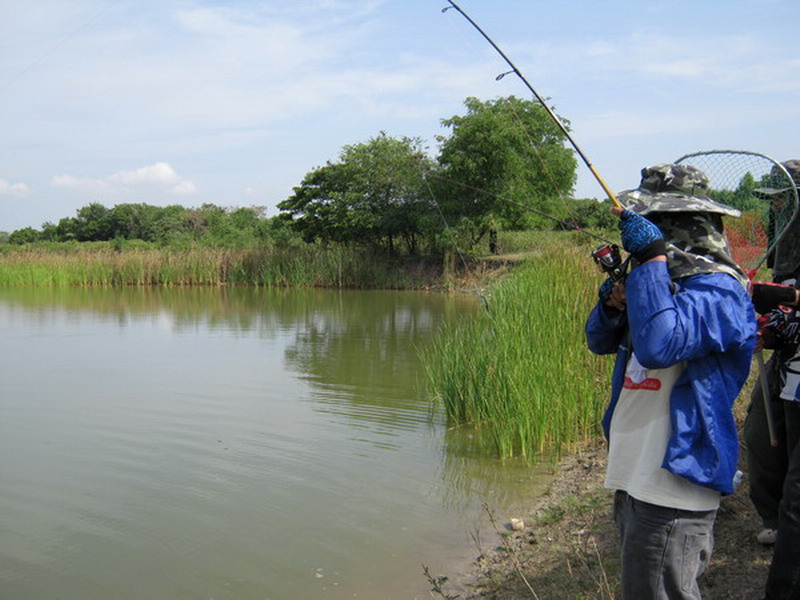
[618,163,741,217]
[647,212,748,286]
[617,163,747,285]
[756,160,800,281]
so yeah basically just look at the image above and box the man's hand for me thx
[616,210,666,263]
[756,307,800,352]
[599,278,626,312]
[751,281,800,314]
[599,278,614,303]
[756,314,779,351]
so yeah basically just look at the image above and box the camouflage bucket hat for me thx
[753,160,800,197]
[617,163,741,217]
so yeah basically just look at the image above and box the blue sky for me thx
[1,0,798,232]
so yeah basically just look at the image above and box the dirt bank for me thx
[434,440,773,600]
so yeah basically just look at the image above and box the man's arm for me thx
[586,296,628,356]
[626,261,755,368]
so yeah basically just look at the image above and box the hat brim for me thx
[753,186,794,197]
[617,189,742,218]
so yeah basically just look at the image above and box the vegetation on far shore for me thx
[0,240,442,288]
[0,95,618,293]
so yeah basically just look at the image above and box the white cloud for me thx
[172,180,197,195]
[588,32,800,92]
[51,174,107,194]
[52,162,196,197]
[0,178,30,196]
[512,30,800,96]
[108,162,180,186]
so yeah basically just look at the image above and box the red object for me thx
[623,377,662,391]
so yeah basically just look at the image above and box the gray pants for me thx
[614,490,716,600]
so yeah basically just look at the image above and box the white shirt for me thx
[604,353,721,511]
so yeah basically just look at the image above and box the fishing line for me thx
[419,171,497,311]
[420,91,619,275]
[441,0,623,209]
[501,95,596,224]
[430,1,627,288]
[419,171,473,272]
[425,169,616,246]
[0,1,122,93]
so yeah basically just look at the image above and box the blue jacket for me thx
[586,261,756,495]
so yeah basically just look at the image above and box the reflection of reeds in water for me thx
[0,245,433,288]
[424,245,611,461]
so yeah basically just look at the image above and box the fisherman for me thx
[586,163,756,600]
[761,293,800,598]
[745,161,800,552]
[735,159,800,598]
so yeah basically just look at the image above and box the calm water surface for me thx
[0,287,550,600]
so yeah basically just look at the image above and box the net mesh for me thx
[675,150,799,279]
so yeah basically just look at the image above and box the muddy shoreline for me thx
[435,440,773,600]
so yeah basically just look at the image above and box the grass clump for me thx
[424,243,612,460]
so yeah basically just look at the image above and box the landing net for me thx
[675,150,799,279]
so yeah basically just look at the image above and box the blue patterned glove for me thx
[598,278,614,303]
[618,210,666,263]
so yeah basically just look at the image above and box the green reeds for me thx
[0,243,431,288]
[424,245,612,460]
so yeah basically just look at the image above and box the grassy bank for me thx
[0,242,441,288]
[424,241,612,461]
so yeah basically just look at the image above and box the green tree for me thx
[278,133,436,253]
[560,198,618,231]
[710,172,763,212]
[151,204,190,242]
[111,203,165,241]
[436,96,577,246]
[229,206,266,230]
[74,203,114,241]
[48,217,77,241]
[8,226,41,244]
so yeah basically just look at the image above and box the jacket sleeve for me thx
[585,301,627,356]
[625,261,755,369]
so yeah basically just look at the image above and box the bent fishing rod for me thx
[441,1,623,210]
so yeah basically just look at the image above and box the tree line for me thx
[5,202,285,247]
[3,96,621,254]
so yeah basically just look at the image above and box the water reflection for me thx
[440,426,554,513]
[0,286,474,437]
[0,286,548,600]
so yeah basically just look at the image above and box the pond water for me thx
[0,286,550,600]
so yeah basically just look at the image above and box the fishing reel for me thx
[591,243,629,282]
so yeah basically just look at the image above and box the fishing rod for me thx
[441,0,623,210]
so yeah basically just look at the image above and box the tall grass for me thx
[423,245,612,460]
[0,243,436,288]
